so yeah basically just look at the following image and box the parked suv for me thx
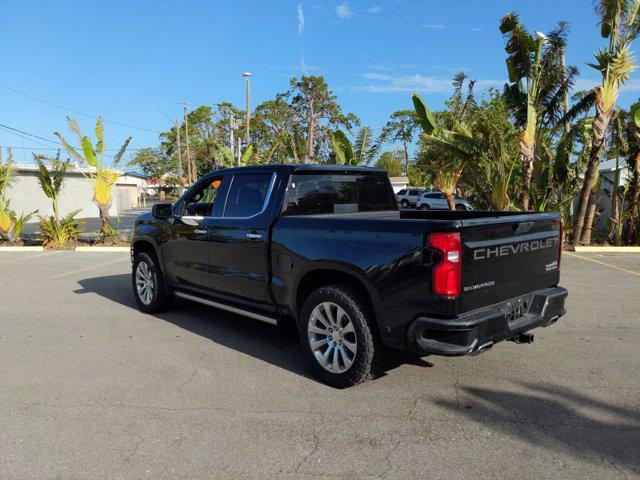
[416,191,472,211]
[396,188,425,208]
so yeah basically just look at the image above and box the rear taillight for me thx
[428,232,461,297]
[558,221,563,269]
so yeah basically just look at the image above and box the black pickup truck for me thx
[131,164,567,387]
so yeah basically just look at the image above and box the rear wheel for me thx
[132,252,173,313]
[400,199,410,209]
[299,285,386,388]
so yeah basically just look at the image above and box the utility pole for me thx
[237,137,242,166]
[243,72,252,146]
[183,103,193,184]
[175,118,183,192]
[226,107,235,164]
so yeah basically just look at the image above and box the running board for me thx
[174,291,279,326]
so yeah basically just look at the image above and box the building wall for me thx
[8,170,118,220]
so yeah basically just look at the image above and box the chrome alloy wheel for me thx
[135,261,155,305]
[307,302,357,374]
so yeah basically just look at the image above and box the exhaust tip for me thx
[509,333,534,344]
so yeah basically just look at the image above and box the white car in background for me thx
[395,188,426,208]
[416,191,472,211]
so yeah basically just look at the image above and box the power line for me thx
[0,83,164,134]
[0,123,60,145]
[0,122,128,160]
[0,145,147,152]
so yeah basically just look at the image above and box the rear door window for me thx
[224,173,273,218]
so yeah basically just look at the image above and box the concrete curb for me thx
[574,246,640,253]
[0,246,45,252]
[74,246,130,252]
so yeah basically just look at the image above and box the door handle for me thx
[194,229,208,235]
[246,233,263,239]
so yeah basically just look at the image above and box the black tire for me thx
[455,203,467,211]
[400,199,410,209]
[132,251,173,313]
[299,285,386,388]
[419,204,430,210]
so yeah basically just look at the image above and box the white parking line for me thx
[0,251,59,266]
[46,256,130,280]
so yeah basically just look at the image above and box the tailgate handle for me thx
[246,233,263,240]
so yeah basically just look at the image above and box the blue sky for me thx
[1,0,639,165]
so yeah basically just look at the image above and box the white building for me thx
[595,158,632,229]
[8,164,148,222]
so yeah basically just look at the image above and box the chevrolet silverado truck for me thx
[131,164,567,388]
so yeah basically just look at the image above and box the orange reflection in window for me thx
[211,180,221,189]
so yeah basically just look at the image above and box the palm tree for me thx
[412,74,479,210]
[382,111,417,176]
[55,117,131,242]
[500,13,575,211]
[34,153,69,227]
[0,148,18,242]
[571,0,640,246]
[622,101,640,244]
[331,126,385,166]
[34,153,81,246]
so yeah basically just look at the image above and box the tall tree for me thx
[571,0,640,246]
[500,13,575,210]
[277,76,358,162]
[382,110,417,175]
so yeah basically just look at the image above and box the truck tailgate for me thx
[459,213,562,313]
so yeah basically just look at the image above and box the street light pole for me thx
[175,118,183,192]
[243,72,251,146]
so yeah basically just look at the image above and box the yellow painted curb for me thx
[0,246,44,252]
[74,246,130,252]
[574,246,640,253]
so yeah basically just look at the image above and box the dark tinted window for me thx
[409,189,420,196]
[282,173,396,216]
[397,189,407,195]
[224,173,272,217]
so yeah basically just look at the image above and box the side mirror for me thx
[152,203,173,220]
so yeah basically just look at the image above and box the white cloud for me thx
[366,6,382,13]
[351,72,499,94]
[297,2,305,35]
[420,23,446,29]
[336,3,354,19]
[470,27,482,32]
[369,64,394,71]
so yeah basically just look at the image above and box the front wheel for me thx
[299,285,386,388]
[400,199,410,209]
[419,204,430,210]
[455,204,467,211]
[132,252,173,313]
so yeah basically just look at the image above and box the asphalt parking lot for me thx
[0,251,638,479]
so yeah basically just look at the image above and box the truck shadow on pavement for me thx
[74,273,430,383]
[435,382,640,474]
